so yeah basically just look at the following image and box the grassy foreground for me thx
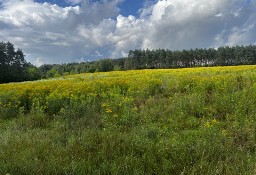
[0,65,256,174]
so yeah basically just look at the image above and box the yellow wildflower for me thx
[204,119,220,128]
[105,108,113,113]
[204,121,211,128]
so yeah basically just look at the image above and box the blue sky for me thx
[0,0,255,66]
[118,0,144,17]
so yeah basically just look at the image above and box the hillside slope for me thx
[0,65,256,174]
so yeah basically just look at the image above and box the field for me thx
[1,65,256,174]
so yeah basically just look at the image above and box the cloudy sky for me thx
[0,0,255,66]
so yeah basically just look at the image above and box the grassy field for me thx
[0,65,256,174]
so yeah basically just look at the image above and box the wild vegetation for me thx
[0,65,256,174]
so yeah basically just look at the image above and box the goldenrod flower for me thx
[106,108,113,113]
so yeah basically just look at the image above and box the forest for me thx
[1,41,256,83]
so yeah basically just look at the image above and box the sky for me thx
[0,0,255,66]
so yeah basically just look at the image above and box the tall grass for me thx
[0,65,256,174]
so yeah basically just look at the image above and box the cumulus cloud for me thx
[141,0,248,50]
[144,0,256,50]
[0,0,121,64]
[0,0,255,65]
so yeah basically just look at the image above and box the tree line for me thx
[125,45,256,69]
[37,45,256,79]
[1,41,256,84]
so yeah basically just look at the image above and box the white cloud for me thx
[0,0,120,64]
[109,15,145,57]
[0,0,256,65]
[142,0,229,50]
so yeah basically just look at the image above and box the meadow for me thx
[0,65,256,174]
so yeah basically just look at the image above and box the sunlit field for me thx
[1,65,256,174]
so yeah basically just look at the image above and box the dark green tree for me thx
[96,59,114,72]
[0,41,29,83]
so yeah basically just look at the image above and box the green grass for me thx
[0,65,256,174]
